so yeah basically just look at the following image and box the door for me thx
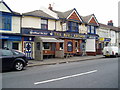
[24,42,33,59]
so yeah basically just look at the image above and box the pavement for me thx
[28,55,104,67]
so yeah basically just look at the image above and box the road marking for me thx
[34,70,97,85]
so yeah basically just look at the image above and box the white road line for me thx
[34,70,98,85]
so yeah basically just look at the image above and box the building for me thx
[0,1,22,51]
[81,14,99,56]
[96,20,119,54]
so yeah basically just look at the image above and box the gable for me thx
[67,11,82,22]
[0,2,11,13]
[88,16,98,25]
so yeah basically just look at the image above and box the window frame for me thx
[41,19,48,30]
[68,21,79,32]
[1,15,12,31]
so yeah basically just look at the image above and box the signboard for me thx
[22,28,99,39]
[22,28,87,39]
[0,35,21,41]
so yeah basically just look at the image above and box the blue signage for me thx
[22,28,87,39]
[0,35,21,41]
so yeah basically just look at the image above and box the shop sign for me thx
[22,28,87,39]
[99,37,104,41]
[0,35,21,41]
[99,37,111,42]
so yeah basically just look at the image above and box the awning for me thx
[40,37,64,42]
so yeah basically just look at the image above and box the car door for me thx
[1,50,14,70]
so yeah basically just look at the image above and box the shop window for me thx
[41,19,48,30]
[75,41,78,49]
[60,43,63,50]
[43,42,50,49]
[67,42,73,52]
[12,42,19,50]
[1,15,11,31]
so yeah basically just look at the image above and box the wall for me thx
[79,24,87,34]
[48,19,55,30]
[0,2,11,12]
[56,21,62,31]
[110,30,116,45]
[97,27,110,38]
[22,16,41,29]
[0,16,21,33]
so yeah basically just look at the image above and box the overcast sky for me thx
[3,0,119,27]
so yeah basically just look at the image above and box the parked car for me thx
[102,46,120,57]
[0,48,28,71]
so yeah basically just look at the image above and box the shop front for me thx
[21,28,87,60]
[0,34,22,51]
[97,37,111,55]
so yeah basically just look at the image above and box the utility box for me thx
[55,50,64,58]
[34,36,43,60]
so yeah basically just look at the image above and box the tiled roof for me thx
[99,23,119,31]
[22,10,56,19]
[53,9,74,19]
[81,14,93,23]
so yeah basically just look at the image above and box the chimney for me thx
[48,4,53,10]
[107,20,113,26]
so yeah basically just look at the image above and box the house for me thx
[0,1,22,51]
[81,14,99,56]
[96,20,119,54]
[21,5,90,60]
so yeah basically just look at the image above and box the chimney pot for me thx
[48,4,53,10]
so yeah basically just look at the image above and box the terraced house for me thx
[1,1,119,60]
[0,1,22,51]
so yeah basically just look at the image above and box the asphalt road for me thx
[2,57,119,88]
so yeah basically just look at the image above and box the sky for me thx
[3,0,119,27]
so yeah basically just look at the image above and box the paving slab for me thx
[27,55,104,67]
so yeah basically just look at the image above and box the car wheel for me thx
[14,61,24,71]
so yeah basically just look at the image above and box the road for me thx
[2,57,118,88]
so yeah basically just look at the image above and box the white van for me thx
[103,46,120,57]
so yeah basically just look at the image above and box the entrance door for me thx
[24,42,33,59]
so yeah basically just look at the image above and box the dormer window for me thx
[68,21,78,32]
[41,19,48,30]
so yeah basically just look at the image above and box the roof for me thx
[81,14,99,26]
[81,14,93,23]
[0,1,21,16]
[53,9,74,19]
[22,10,56,19]
[99,23,119,32]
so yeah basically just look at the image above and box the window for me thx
[12,42,19,50]
[68,21,78,32]
[1,50,13,56]
[43,42,50,49]
[91,26,95,34]
[87,26,96,34]
[60,43,63,50]
[87,26,91,33]
[41,19,48,30]
[1,15,11,30]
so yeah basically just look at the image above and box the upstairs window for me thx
[87,25,96,34]
[91,26,95,34]
[68,21,78,32]
[41,19,48,30]
[1,15,12,31]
